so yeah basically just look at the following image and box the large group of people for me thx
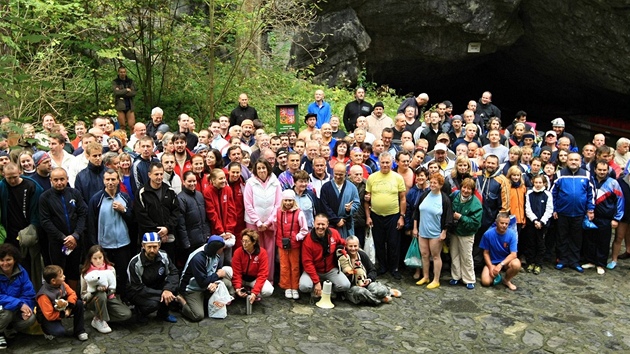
[0,84,628,349]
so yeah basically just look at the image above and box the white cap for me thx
[551,118,565,127]
[434,143,448,152]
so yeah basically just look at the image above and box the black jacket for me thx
[134,183,180,236]
[177,188,211,249]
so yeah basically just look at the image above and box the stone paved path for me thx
[10,263,630,353]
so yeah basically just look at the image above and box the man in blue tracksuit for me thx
[552,153,595,272]
[582,160,624,273]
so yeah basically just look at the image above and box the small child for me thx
[80,245,132,334]
[524,175,553,274]
[36,265,88,341]
[507,166,527,235]
[276,190,308,300]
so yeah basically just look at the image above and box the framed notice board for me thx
[276,104,299,134]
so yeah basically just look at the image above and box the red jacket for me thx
[301,228,345,283]
[276,208,308,249]
[231,246,269,296]
[229,178,246,235]
[203,184,236,235]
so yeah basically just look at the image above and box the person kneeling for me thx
[339,236,400,305]
[178,236,234,321]
[479,212,521,291]
[36,265,88,341]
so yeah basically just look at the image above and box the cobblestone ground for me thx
[10,263,630,353]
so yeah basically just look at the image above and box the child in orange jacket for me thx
[36,265,88,341]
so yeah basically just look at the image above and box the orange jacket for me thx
[509,183,527,225]
[36,283,78,321]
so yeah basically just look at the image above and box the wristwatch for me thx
[499,262,505,267]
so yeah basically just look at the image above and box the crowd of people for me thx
[0,85,629,349]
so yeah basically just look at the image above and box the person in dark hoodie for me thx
[178,235,232,322]
[177,171,211,258]
[74,142,105,204]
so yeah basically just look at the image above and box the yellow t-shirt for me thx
[366,171,406,216]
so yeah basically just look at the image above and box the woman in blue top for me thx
[0,243,36,350]
[412,173,454,289]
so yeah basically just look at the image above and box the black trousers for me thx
[556,215,584,267]
[523,222,546,265]
[583,218,613,267]
[371,213,400,273]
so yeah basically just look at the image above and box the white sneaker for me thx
[291,289,300,300]
[597,266,605,275]
[285,289,292,299]
[77,332,88,341]
[91,318,112,334]
[581,263,596,269]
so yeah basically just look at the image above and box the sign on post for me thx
[276,104,299,134]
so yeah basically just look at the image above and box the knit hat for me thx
[373,101,384,109]
[142,232,161,243]
[443,100,453,108]
[206,235,226,257]
[276,147,289,158]
[0,151,9,159]
[282,189,296,200]
[207,235,225,245]
[540,146,553,154]
[32,151,50,166]
[523,133,536,140]
[551,118,565,127]
[193,144,209,154]
[156,124,170,134]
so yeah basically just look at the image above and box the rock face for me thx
[290,0,630,102]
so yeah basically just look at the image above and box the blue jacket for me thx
[405,185,428,231]
[179,245,222,294]
[592,176,624,221]
[74,162,105,204]
[88,189,133,248]
[0,265,35,311]
[525,188,554,226]
[552,167,594,217]
[308,101,332,129]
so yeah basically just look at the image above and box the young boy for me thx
[36,265,88,341]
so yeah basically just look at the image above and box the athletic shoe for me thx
[43,334,55,341]
[533,265,542,275]
[0,335,7,349]
[466,283,475,290]
[492,274,502,286]
[607,261,617,270]
[285,290,292,299]
[381,296,393,304]
[91,318,112,334]
[526,264,535,273]
[573,265,584,273]
[581,263,596,269]
[158,314,178,323]
[597,266,605,275]
[555,263,565,270]
[449,279,460,286]
[291,290,300,300]
[389,289,402,297]
[77,332,88,341]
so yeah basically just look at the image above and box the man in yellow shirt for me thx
[365,152,407,279]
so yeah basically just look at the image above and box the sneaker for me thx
[555,263,565,270]
[492,274,502,286]
[533,265,542,275]
[573,265,584,273]
[466,283,475,290]
[44,334,55,341]
[526,264,535,273]
[449,279,460,286]
[91,318,112,334]
[160,314,178,323]
[291,290,300,300]
[597,266,605,275]
[381,295,393,304]
[389,289,402,298]
[0,335,7,349]
[285,289,292,299]
[607,261,617,270]
[581,263,596,269]
[77,332,88,341]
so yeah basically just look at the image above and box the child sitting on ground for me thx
[36,265,88,341]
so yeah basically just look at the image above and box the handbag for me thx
[404,237,422,268]
[282,238,291,249]
[364,227,376,264]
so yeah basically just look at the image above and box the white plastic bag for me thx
[364,227,376,264]
[207,281,233,319]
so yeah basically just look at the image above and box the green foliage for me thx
[0,0,404,134]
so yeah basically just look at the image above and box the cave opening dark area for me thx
[368,45,630,132]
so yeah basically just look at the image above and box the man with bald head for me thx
[127,122,147,150]
[477,91,501,127]
[308,89,332,128]
[397,92,429,119]
[230,93,259,127]
[177,113,198,151]
[146,107,164,139]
